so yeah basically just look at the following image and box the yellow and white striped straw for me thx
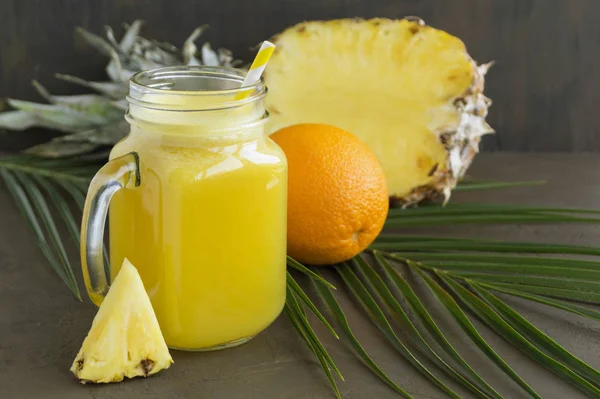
[241,40,275,88]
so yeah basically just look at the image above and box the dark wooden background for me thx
[1,0,599,152]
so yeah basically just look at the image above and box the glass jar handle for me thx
[80,152,140,303]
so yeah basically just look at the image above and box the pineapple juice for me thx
[99,68,286,350]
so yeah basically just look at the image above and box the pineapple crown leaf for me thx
[183,24,209,65]
[54,74,128,99]
[118,20,145,53]
[0,22,238,158]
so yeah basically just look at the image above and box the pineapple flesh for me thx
[71,259,173,383]
[265,18,494,205]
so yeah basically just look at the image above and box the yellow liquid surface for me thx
[108,123,287,349]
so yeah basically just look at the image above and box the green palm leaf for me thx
[453,272,600,294]
[387,252,600,269]
[370,253,502,399]
[0,161,87,299]
[312,271,414,399]
[287,271,339,339]
[470,282,600,304]
[409,262,543,399]
[453,180,546,191]
[477,283,600,323]
[389,203,600,217]
[385,213,600,227]
[372,236,600,256]
[285,284,343,398]
[440,274,600,398]
[337,262,467,399]
[470,283,600,386]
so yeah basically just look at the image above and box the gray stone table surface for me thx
[1,153,600,399]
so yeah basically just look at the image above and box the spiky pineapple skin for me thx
[71,259,172,383]
[265,18,493,206]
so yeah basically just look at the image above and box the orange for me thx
[271,124,389,265]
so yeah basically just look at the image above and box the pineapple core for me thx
[71,259,173,383]
[265,18,492,204]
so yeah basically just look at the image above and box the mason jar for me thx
[80,66,288,351]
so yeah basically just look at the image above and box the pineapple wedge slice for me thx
[265,18,494,205]
[71,259,173,383]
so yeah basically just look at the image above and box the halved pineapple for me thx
[265,18,493,205]
[71,259,173,383]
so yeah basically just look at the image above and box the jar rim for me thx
[128,66,266,111]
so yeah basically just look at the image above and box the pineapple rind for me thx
[400,61,494,205]
[265,18,493,206]
[70,259,173,383]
